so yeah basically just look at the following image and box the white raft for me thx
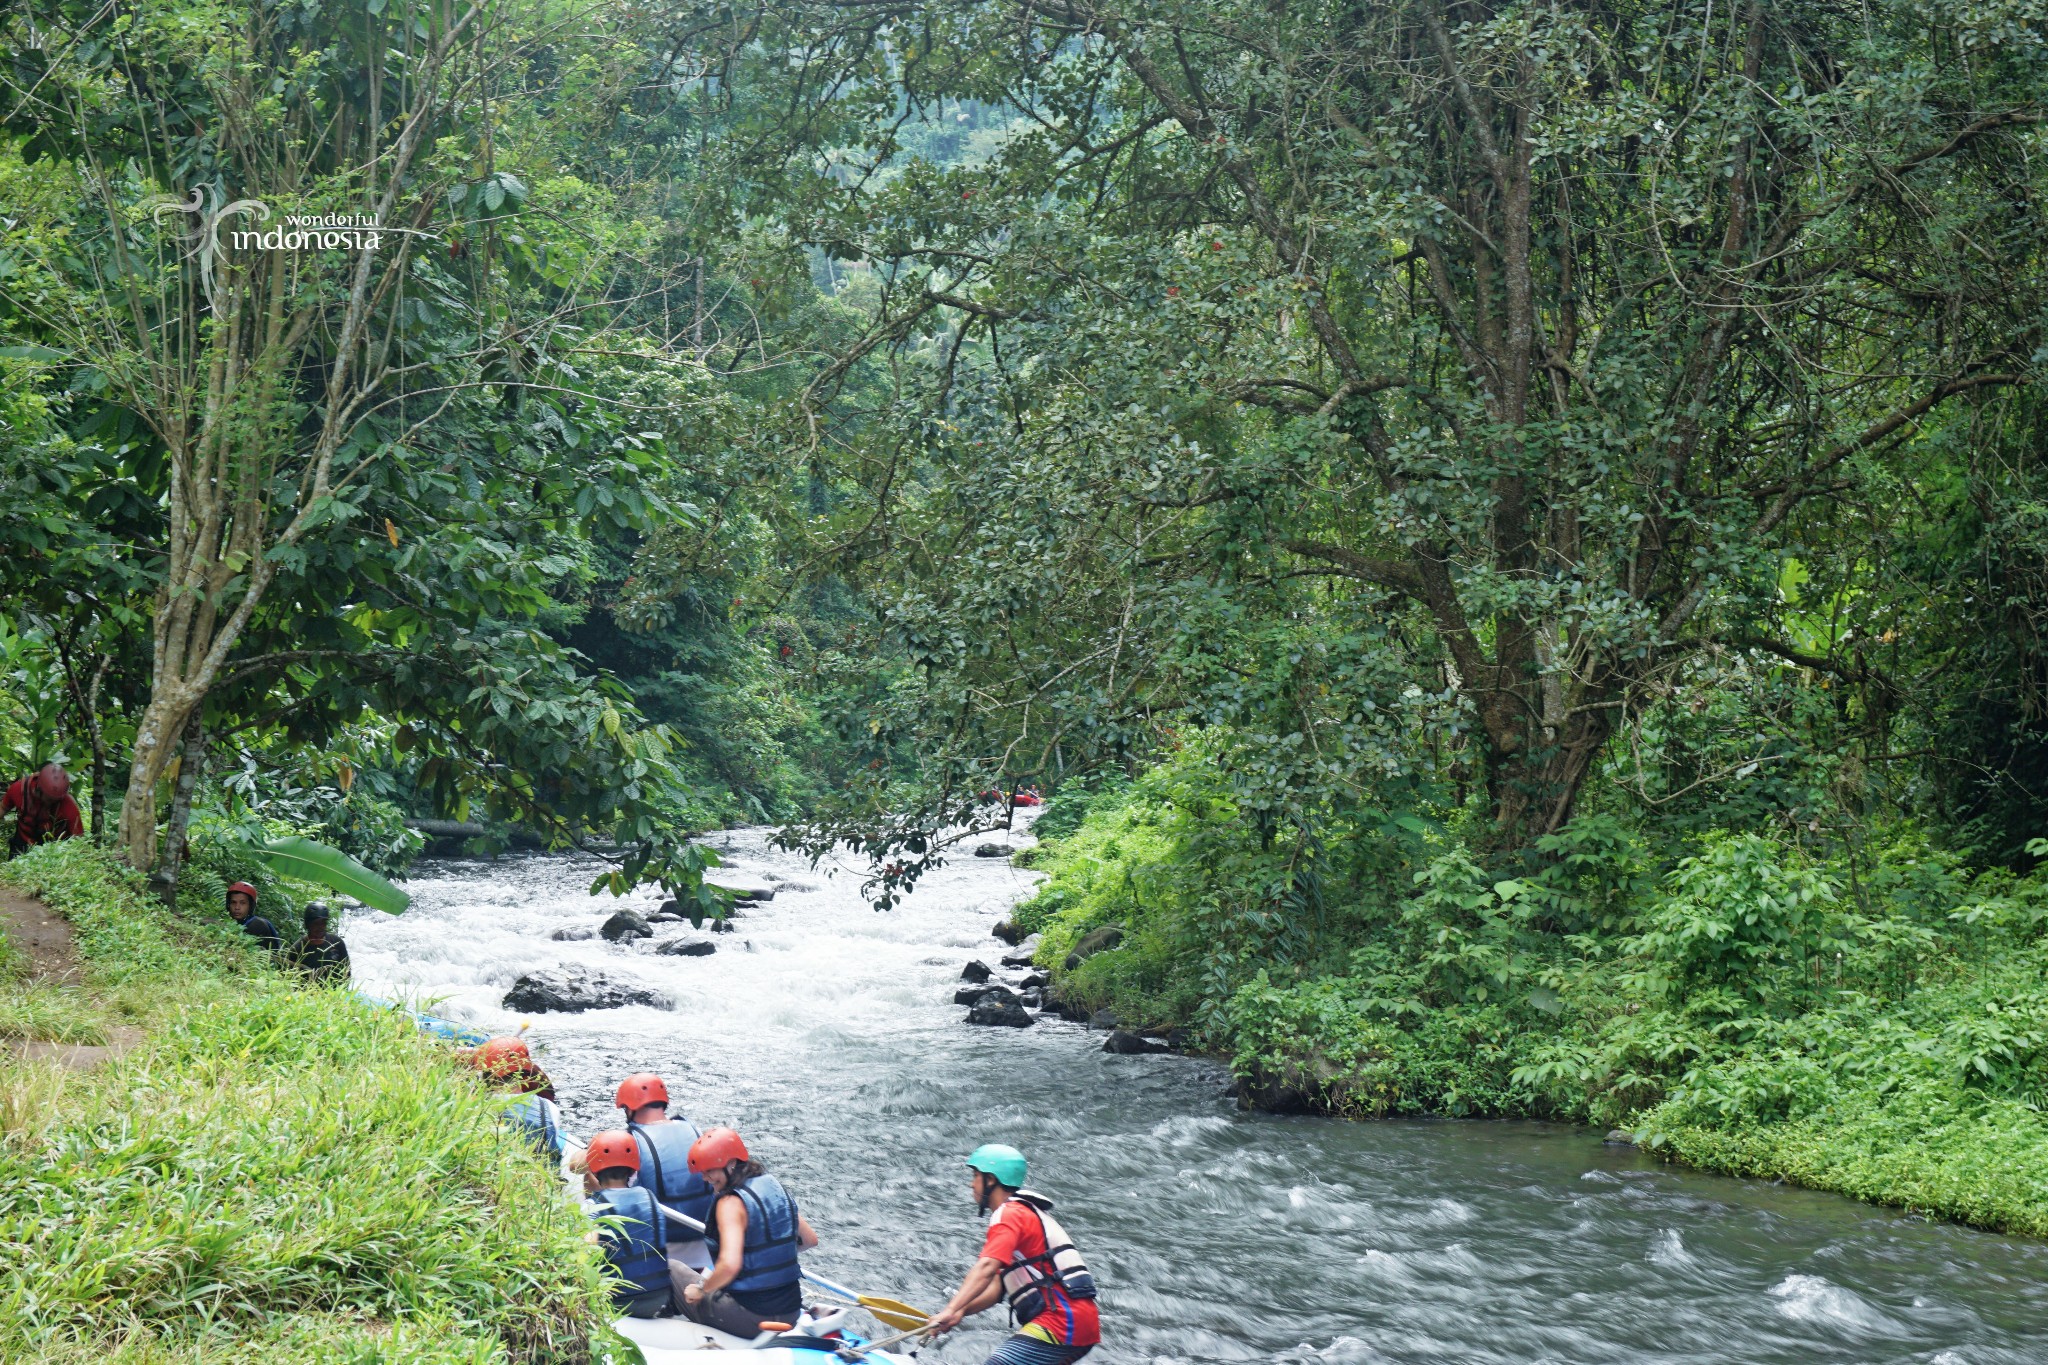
[612,1305,918,1363]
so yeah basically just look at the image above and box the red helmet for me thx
[614,1073,669,1112]
[687,1126,750,1175]
[477,1036,531,1066]
[226,881,259,906]
[35,765,69,801]
[586,1129,641,1176]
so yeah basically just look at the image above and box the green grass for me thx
[0,842,617,1362]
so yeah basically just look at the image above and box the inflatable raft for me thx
[612,1305,918,1362]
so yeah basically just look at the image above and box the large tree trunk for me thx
[152,710,207,900]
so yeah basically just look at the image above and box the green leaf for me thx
[252,836,411,914]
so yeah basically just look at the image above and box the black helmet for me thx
[303,902,333,924]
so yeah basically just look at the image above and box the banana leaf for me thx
[253,836,411,914]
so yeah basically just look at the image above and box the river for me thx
[344,826,2048,1365]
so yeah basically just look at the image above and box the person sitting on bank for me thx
[286,902,351,984]
[470,1036,563,1160]
[924,1144,1100,1365]
[612,1072,717,1291]
[583,1130,675,1319]
[676,1126,819,1338]
[2,762,84,857]
[224,881,281,952]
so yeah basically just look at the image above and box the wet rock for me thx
[656,935,717,957]
[1000,947,1038,969]
[967,996,1035,1028]
[1063,924,1123,971]
[973,843,1014,858]
[550,926,596,942]
[709,918,736,933]
[503,968,672,1014]
[769,877,818,893]
[1162,1027,1194,1051]
[1103,1029,1171,1055]
[714,886,775,903]
[1604,1129,1636,1147]
[1017,971,1048,990]
[1040,994,1088,1023]
[955,984,1019,1008]
[991,919,1022,946]
[1087,1008,1119,1031]
[601,910,652,943]
[1020,987,1043,1008]
[960,960,993,983]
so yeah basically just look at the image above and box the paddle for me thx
[832,1322,932,1360]
[651,1201,934,1333]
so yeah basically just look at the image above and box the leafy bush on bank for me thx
[1021,745,2048,1233]
[0,843,615,1362]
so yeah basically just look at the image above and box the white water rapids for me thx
[345,827,2048,1364]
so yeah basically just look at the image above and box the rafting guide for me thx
[926,1145,1100,1365]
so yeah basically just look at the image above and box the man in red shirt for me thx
[3,763,85,857]
[926,1144,1100,1365]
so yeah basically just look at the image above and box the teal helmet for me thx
[965,1143,1027,1189]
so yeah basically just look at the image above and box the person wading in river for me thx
[677,1126,819,1337]
[925,1144,1100,1365]
[613,1072,717,1292]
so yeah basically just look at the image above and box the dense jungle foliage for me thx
[3,0,2048,1244]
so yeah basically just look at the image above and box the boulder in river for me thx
[1604,1129,1637,1147]
[715,886,775,903]
[656,935,717,957]
[1000,946,1038,968]
[960,960,993,983]
[967,996,1035,1028]
[991,919,1022,945]
[1021,987,1043,1008]
[1103,1029,1172,1055]
[973,843,1014,858]
[1087,1008,1119,1031]
[503,968,672,1014]
[550,925,597,942]
[1064,924,1124,971]
[955,984,1019,1007]
[1017,971,1048,990]
[601,910,652,942]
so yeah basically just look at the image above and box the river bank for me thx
[1015,764,2048,1242]
[0,842,609,1363]
[349,831,2048,1364]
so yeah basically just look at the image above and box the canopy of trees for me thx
[3,0,2045,907]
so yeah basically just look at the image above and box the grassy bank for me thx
[0,841,611,1363]
[1019,746,2048,1238]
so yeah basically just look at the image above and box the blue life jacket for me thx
[505,1094,563,1159]
[588,1185,670,1310]
[705,1173,802,1297]
[630,1118,715,1227]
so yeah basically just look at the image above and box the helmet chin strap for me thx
[974,1175,994,1214]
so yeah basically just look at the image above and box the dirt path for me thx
[0,881,141,1066]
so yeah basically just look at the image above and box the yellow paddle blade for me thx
[857,1295,933,1332]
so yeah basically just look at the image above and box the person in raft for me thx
[223,881,282,952]
[613,1072,717,1291]
[470,1037,563,1161]
[2,762,84,857]
[676,1126,820,1337]
[583,1130,675,1318]
[286,902,351,984]
[924,1144,1100,1365]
